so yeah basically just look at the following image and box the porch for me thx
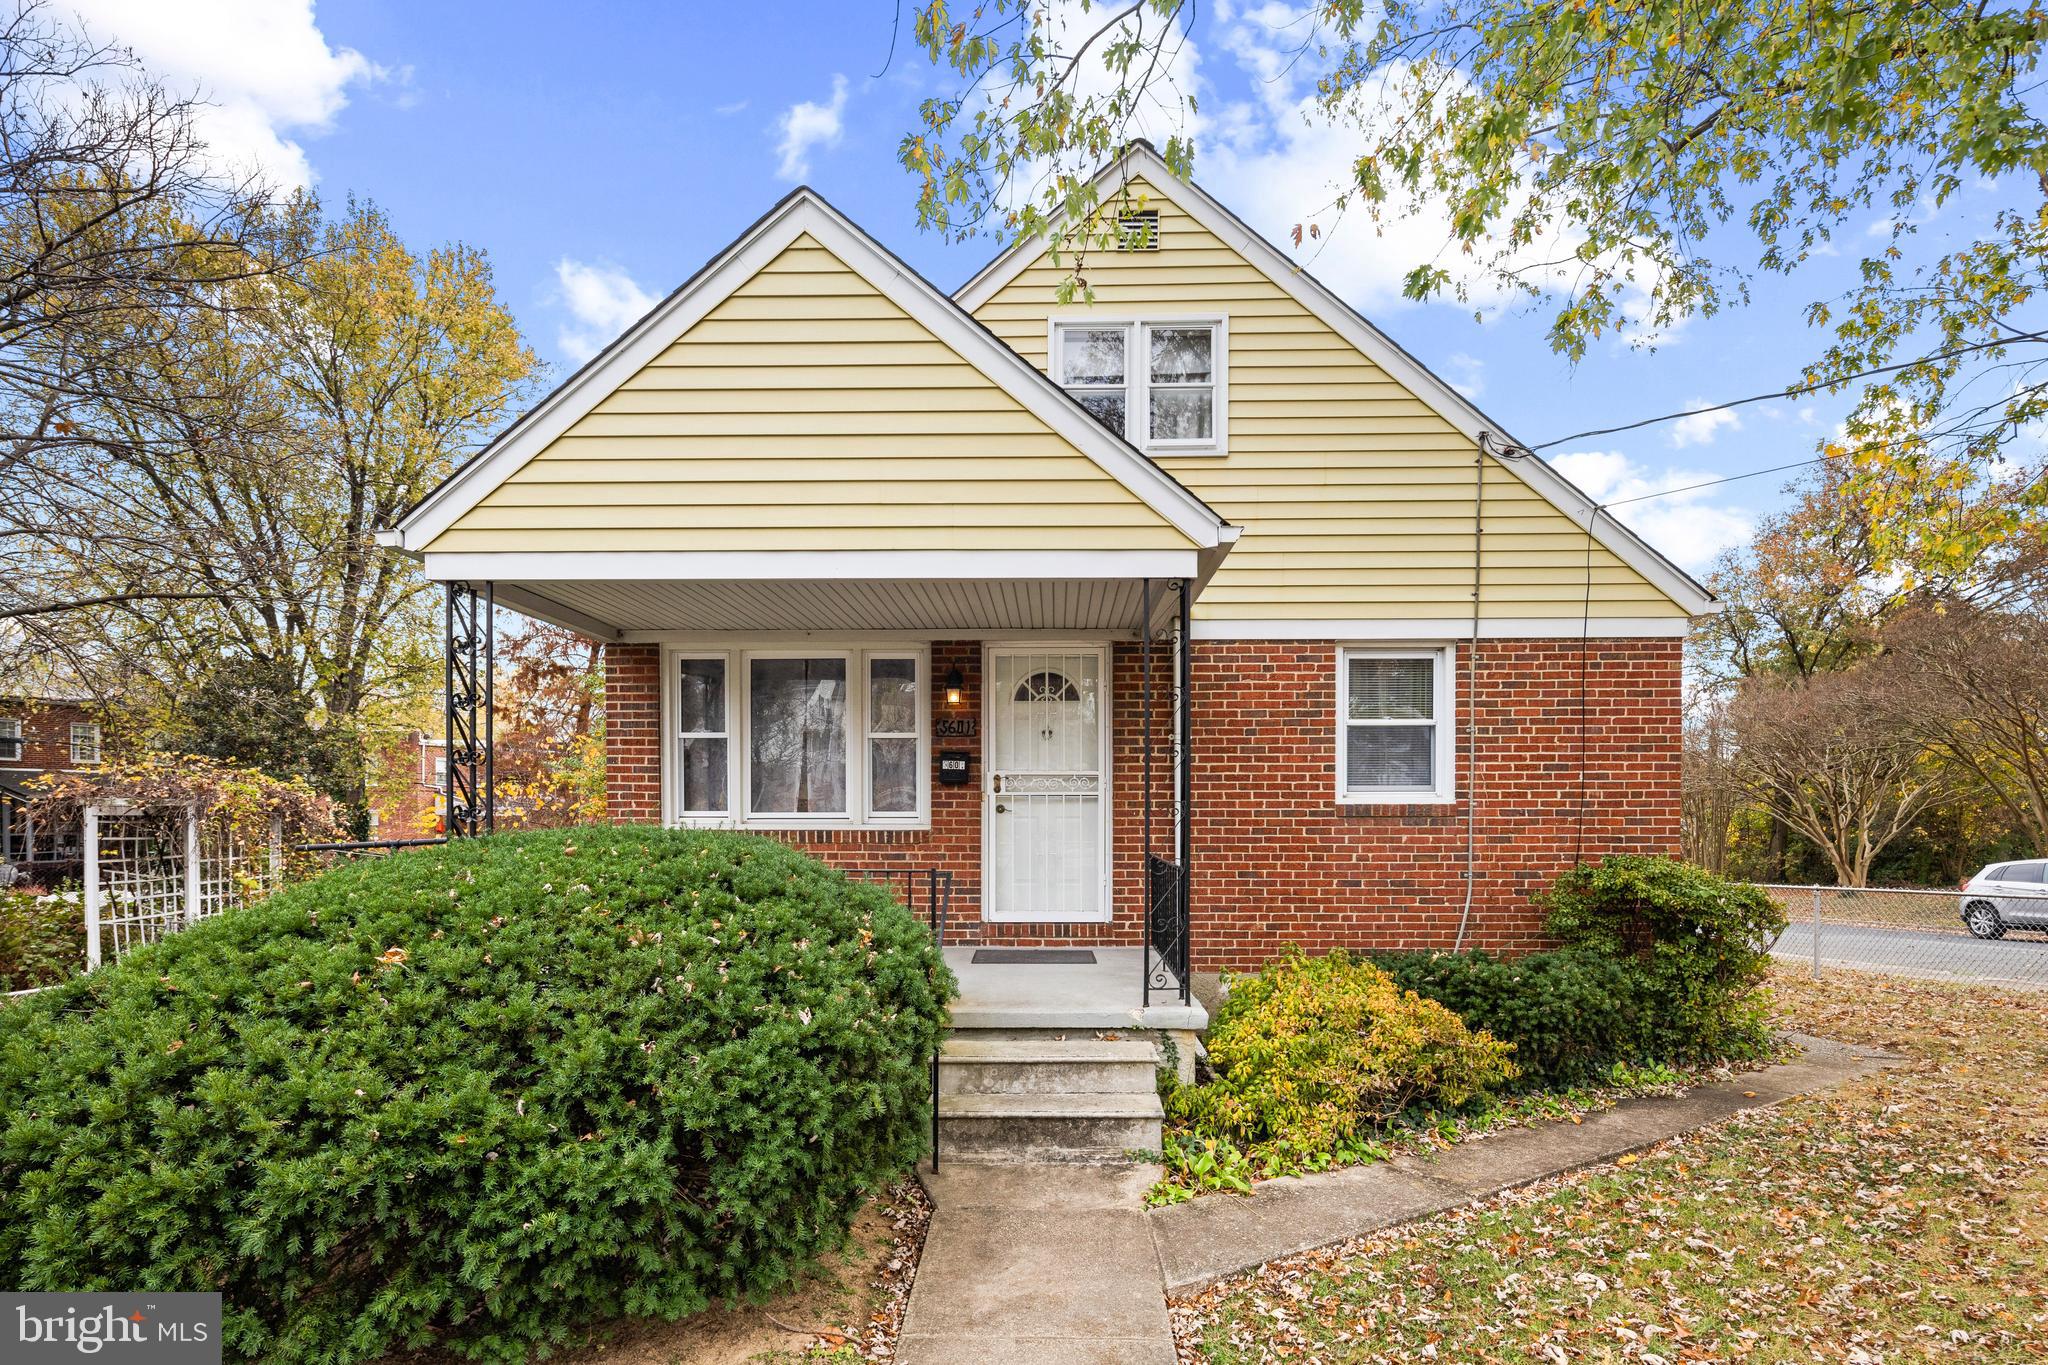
[423,568,1212,1019]
[943,945,1207,1032]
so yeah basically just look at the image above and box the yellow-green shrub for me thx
[1167,949,1516,1152]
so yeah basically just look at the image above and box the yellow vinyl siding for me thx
[425,233,1194,555]
[971,178,1690,622]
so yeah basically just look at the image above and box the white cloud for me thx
[716,99,750,116]
[775,74,848,181]
[67,0,388,187]
[551,259,657,363]
[1550,450,1753,569]
[1443,352,1485,399]
[1669,404,1741,448]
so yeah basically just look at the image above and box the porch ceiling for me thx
[499,577,1176,639]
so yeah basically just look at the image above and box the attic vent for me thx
[1112,210,1160,250]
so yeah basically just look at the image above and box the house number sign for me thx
[936,717,979,739]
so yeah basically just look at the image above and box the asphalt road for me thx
[1772,920,2048,988]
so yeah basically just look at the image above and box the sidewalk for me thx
[900,1163,1176,1365]
[898,1034,1899,1363]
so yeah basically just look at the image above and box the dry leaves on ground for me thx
[1172,969,2048,1363]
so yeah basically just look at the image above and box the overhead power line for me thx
[1530,328,2048,451]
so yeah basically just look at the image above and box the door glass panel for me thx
[2005,863,2045,884]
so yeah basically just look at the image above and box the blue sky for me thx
[64,0,2020,573]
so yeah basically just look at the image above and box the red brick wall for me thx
[602,644,663,823]
[598,635,1682,969]
[1182,638,1682,971]
[0,700,100,780]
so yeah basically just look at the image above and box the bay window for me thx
[1054,317,1225,455]
[671,647,928,826]
[1337,647,1455,803]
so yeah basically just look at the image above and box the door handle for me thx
[994,803,1007,813]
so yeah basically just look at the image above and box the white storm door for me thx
[985,647,1109,922]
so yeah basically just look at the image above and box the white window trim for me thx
[1335,645,1457,805]
[662,642,932,830]
[69,721,100,767]
[0,717,20,763]
[1049,314,1229,457]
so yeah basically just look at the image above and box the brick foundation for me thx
[601,636,1681,971]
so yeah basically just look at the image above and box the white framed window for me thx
[0,718,19,763]
[1053,317,1226,455]
[69,721,100,766]
[668,645,929,828]
[676,655,731,817]
[748,651,852,818]
[864,653,924,821]
[1336,647,1455,803]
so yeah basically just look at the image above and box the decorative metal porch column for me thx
[1141,578,1193,1006]
[444,581,495,838]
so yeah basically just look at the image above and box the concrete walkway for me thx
[899,1034,1899,1362]
[900,1163,1176,1365]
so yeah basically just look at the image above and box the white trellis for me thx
[82,801,284,968]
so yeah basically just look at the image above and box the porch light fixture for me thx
[944,667,964,707]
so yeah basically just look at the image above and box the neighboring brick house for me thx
[367,730,447,840]
[0,696,105,866]
[380,144,1710,978]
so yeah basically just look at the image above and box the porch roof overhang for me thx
[428,542,1237,643]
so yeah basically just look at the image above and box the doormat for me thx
[970,948,1099,965]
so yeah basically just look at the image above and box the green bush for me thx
[0,828,953,1364]
[1375,860,1785,1083]
[0,886,84,991]
[1541,854,1784,1061]
[1166,949,1515,1153]
[1368,946,1651,1089]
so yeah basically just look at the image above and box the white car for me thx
[1960,859,2048,939]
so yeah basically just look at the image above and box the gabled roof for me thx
[385,186,1233,555]
[954,141,1716,618]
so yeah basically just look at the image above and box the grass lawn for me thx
[1172,969,2048,1362]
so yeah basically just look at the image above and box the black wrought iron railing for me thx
[844,865,953,1171]
[1145,853,1190,1006]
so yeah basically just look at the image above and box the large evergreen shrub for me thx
[0,827,952,1364]
[1167,949,1515,1152]
[1540,854,1784,1061]
[1378,857,1786,1083]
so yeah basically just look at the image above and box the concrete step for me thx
[939,1038,1161,1096]
[938,1091,1165,1164]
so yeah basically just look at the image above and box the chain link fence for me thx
[1760,882,2048,989]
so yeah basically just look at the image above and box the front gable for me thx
[392,193,1227,562]
[959,149,1714,629]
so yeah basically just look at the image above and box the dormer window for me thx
[1054,318,1226,456]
